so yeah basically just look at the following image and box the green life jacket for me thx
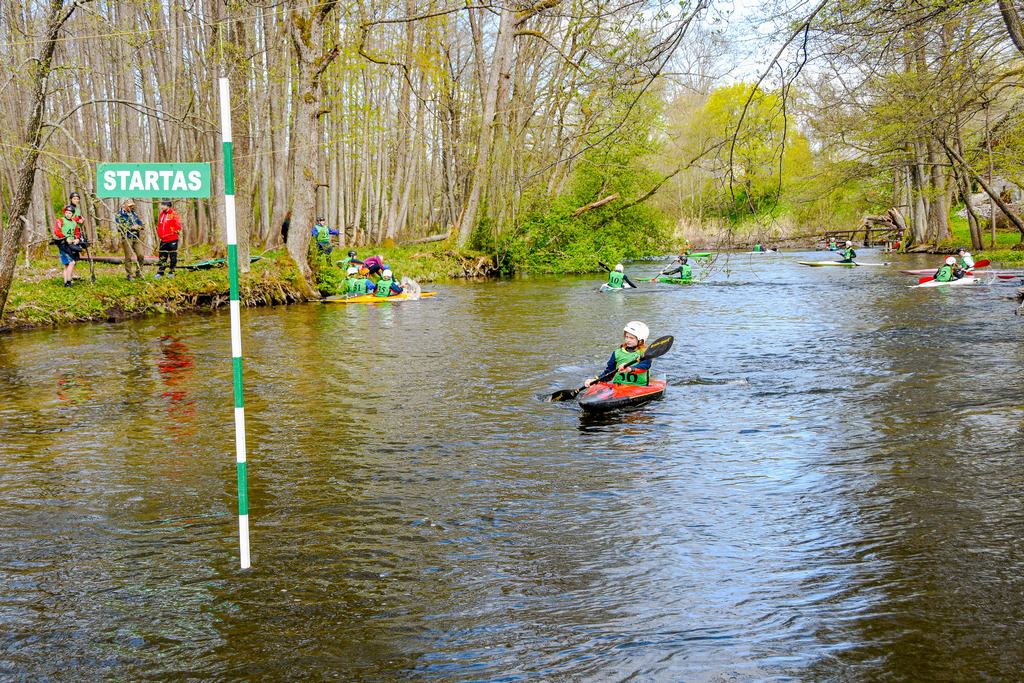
[374,278,394,297]
[753,244,763,252]
[842,247,855,261]
[957,256,971,269]
[612,346,649,386]
[344,277,368,295]
[935,264,954,282]
[314,223,331,245]
[679,263,693,280]
[54,216,76,240]
[607,270,625,288]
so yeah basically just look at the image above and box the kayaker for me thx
[53,204,84,286]
[827,238,837,250]
[373,268,404,297]
[957,247,975,270]
[585,321,651,387]
[337,250,364,270]
[362,254,385,276]
[934,256,965,283]
[342,266,376,295]
[311,217,338,254]
[838,240,856,263]
[606,263,637,289]
[753,242,764,253]
[654,255,692,281]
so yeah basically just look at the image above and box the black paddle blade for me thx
[598,261,611,272]
[641,335,673,360]
[547,386,583,402]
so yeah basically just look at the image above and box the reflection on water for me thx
[1,251,1023,680]
[157,335,197,443]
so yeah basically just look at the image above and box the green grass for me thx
[3,252,305,330]
[311,239,496,295]
[945,213,1024,264]
[3,241,498,329]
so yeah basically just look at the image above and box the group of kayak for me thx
[602,252,706,290]
[325,251,434,303]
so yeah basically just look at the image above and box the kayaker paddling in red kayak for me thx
[585,321,652,388]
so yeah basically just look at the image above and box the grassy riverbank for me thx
[2,255,306,331]
[1,242,499,332]
[945,217,1024,264]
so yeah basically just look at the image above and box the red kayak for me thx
[577,379,667,413]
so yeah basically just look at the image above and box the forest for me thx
[5,0,1024,312]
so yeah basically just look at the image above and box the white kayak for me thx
[599,283,636,292]
[912,276,979,288]
[798,260,889,267]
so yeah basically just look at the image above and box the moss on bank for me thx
[310,240,497,295]
[1,242,499,332]
[2,253,306,331]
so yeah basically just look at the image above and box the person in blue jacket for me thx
[311,217,339,253]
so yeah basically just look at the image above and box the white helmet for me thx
[382,268,393,278]
[623,321,649,342]
[945,256,957,265]
[346,266,358,276]
[614,263,624,272]
[845,240,852,246]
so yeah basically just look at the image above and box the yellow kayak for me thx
[323,291,437,304]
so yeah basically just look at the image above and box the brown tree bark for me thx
[0,0,83,320]
[286,1,340,293]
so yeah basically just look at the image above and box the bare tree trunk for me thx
[456,5,516,247]
[286,1,339,293]
[0,0,81,320]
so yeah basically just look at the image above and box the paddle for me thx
[597,260,637,288]
[548,335,674,402]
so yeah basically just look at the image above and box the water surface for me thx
[2,251,1023,680]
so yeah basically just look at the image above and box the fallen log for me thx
[87,255,159,265]
[402,230,451,245]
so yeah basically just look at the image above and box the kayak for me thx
[599,283,636,292]
[578,379,667,413]
[912,276,979,288]
[686,252,713,258]
[656,276,693,285]
[323,292,437,303]
[797,261,889,267]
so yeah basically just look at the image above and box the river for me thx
[2,250,1022,680]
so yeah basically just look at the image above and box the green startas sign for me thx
[96,163,211,198]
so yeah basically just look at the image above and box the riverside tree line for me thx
[5,0,1024,315]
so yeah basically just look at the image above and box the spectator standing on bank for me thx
[156,199,182,278]
[115,198,147,280]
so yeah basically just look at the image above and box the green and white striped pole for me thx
[219,77,251,569]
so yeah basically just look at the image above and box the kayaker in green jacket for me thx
[342,266,377,295]
[934,256,965,283]
[373,268,404,297]
[838,240,856,263]
[956,247,975,270]
[585,321,652,387]
[652,255,692,281]
[753,242,764,253]
[606,263,638,289]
